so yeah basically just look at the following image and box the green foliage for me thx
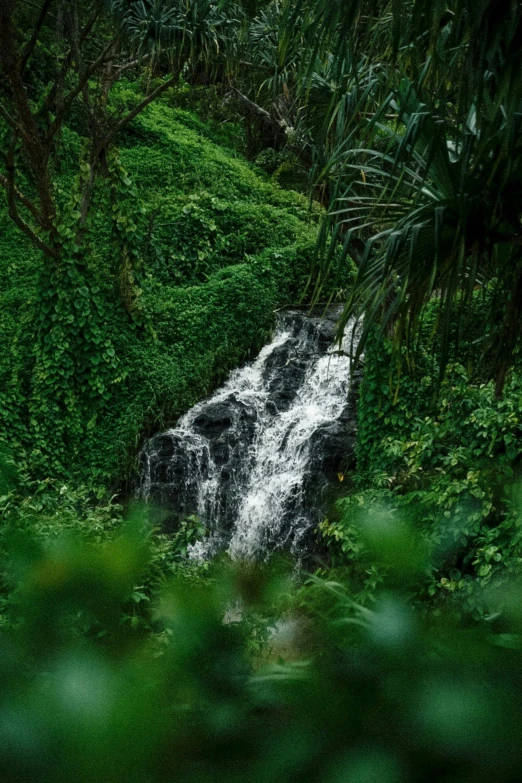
[189,0,522,387]
[322,310,522,613]
[0,90,322,483]
[287,0,522,388]
[5,11,522,780]
[2,507,522,782]
[108,0,242,76]
[144,190,311,286]
[163,85,247,153]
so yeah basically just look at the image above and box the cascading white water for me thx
[228,326,354,558]
[140,311,359,560]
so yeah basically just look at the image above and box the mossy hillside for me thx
[116,96,316,287]
[0,90,322,486]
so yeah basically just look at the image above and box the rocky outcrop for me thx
[140,310,361,557]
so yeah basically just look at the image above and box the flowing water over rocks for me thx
[139,310,361,560]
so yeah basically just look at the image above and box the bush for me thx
[322,303,522,614]
[1,505,522,782]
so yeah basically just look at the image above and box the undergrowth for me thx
[321,299,522,615]
[0,83,351,488]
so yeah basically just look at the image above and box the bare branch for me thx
[48,37,119,139]
[39,3,107,120]
[67,0,95,123]
[0,10,55,227]
[0,102,27,138]
[80,1,105,43]
[20,0,54,74]
[229,88,294,134]
[110,76,177,137]
[230,88,276,123]
[5,197,56,256]
[0,166,44,225]
[114,54,150,77]
[2,140,57,258]
[96,54,150,108]
[78,157,96,232]
[19,0,56,18]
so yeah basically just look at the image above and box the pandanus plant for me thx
[276,0,522,391]
[107,0,242,80]
[97,0,522,389]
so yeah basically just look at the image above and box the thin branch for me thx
[80,4,102,41]
[68,0,95,125]
[3,140,57,258]
[20,0,54,74]
[77,157,96,232]
[228,88,295,135]
[0,11,55,227]
[47,37,119,139]
[19,0,56,17]
[113,54,150,77]
[0,103,26,138]
[39,3,107,120]
[110,76,177,137]
[5,198,56,257]
[96,54,150,108]
[230,88,280,125]
[0,167,44,225]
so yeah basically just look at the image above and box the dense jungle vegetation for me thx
[2,0,522,780]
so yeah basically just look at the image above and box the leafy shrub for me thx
[1,505,522,782]
[322,308,522,613]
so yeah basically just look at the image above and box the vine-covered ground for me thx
[0,85,323,488]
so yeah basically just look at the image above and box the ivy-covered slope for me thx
[0,88,320,486]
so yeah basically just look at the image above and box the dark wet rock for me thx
[140,308,362,554]
[190,395,257,468]
[192,406,232,438]
[143,393,259,528]
[143,431,208,517]
[309,422,356,477]
[263,341,310,411]
[263,318,319,411]
[265,400,278,416]
[315,314,340,350]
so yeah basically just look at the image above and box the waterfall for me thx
[140,311,360,560]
